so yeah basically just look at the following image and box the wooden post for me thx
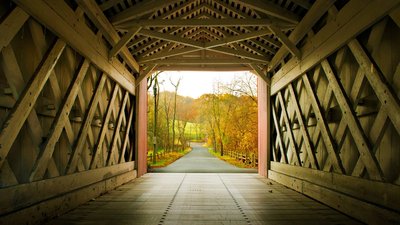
[257,76,270,177]
[135,77,148,177]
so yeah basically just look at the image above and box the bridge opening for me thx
[146,71,259,173]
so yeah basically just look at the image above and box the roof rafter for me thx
[111,0,183,25]
[204,29,273,48]
[235,0,300,24]
[139,29,204,48]
[109,26,141,58]
[136,64,157,84]
[250,64,270,84]
[268,0,337,71]
[147,58,259,65]
[204,1,282,54]
[268,24,301,59]
[115,18,293,29]
[77,0,139,72]
[137,28,273,63]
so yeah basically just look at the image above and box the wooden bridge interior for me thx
[0,0,399,224]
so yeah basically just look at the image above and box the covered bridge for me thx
[0,0,399,224]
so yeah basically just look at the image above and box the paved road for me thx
[151,142,257,173]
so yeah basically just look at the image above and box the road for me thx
[151,142,257,173]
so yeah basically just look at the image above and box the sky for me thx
[153,71,254,99]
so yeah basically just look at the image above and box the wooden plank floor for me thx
[47,173,363,225]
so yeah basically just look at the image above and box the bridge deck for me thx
[47,173,362,225]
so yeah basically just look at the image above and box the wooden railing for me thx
[226,150,258,167]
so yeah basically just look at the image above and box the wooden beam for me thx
[135,79,148,176]
[0,40,66,170]
[209,47,271,63]
[137,25,273,63]
[64,48,97,157]
[147,58,258,65]
[204,29,273,49]
[111,0,183,25]
[321,60,384,181]
[0,44,60,178]
[77,0,139,73]
[239,41,274,56]
[14,0,136,94]
[352,110,389,177]
[0,162,134,217]
[65,74,107,174]
[90,84,120,169]
[154,65,250,71]
[257,73,271,176]
[29,60,90,181]
[271,0,399,94]
[99,0,124,11]
[136,65,157,84]
[269,163,400,224]
[270,162,400,213]
[348,39,400,135]
[139,46,270,64]
[28,19,78,166]
[235,0,300,24]
[139,29,203,48]
[0,6,29,52]
[287,84,319,169]
[125,2,207,46]
[2,170,134,224]
[268,0,336,71]
[136,27,194,54]
[119,104,134,163]
[277,92,302,166]
[302,73,346,173]
[108,92,129,166]
[268,24,301,59]
[209,1,282,49]
[271,104,288,164]
[115,18,293,28]
[109,26,141,58]
[139,28,273,52]
[250,64,270,85]
[291,0,312,9]
[138,47,199,63]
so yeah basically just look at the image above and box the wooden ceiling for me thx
[92,0,311,72]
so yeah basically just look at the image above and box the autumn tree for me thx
[196,73,258,165]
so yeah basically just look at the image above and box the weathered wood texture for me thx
[0,2,137,224]
[0,164,136,225]
[269,1,400,224]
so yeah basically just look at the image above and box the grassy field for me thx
[183,122,204,141]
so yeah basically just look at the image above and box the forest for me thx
[147,73,258,167]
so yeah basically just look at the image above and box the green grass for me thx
[184,122,204,141]
[148,148,192,168]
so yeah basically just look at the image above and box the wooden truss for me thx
[92,0,313,72]
[0,4,136,187]
[269,1,400,223]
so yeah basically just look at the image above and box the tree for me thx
[196,74,258,164]
[161,91,172,152]
[170,76,181,152]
